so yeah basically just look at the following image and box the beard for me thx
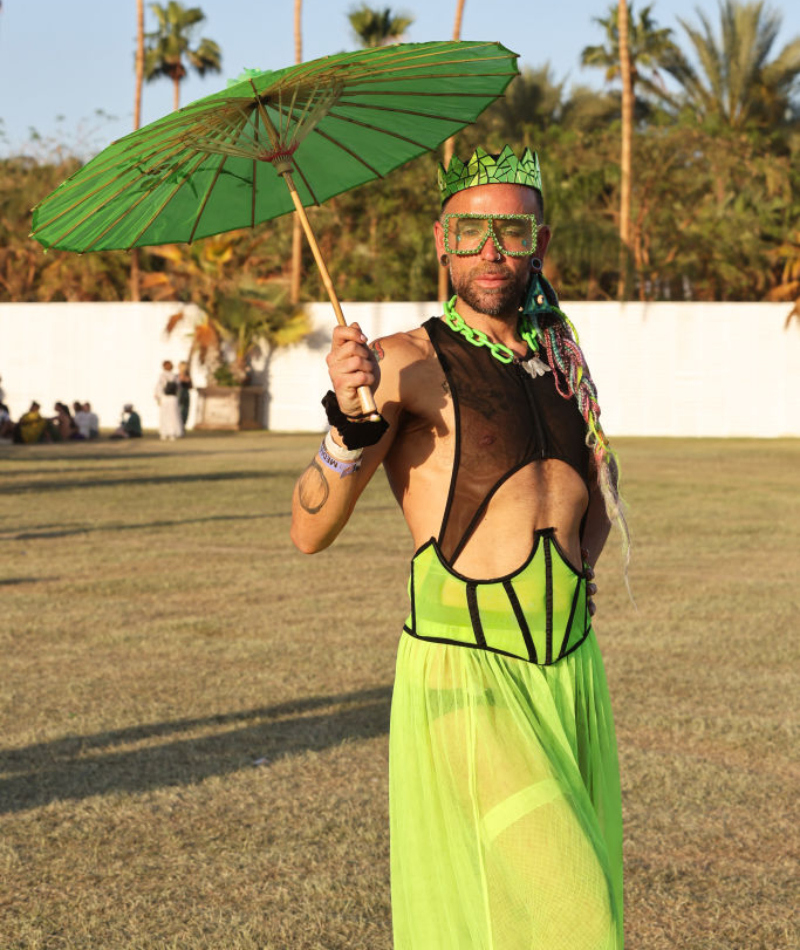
[450,263,529,317]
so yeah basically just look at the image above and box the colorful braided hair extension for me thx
[522,275,632,585]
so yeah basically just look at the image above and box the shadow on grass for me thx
[2,469,298,495]
[0,686,392,814]
[11,512,288,540]
[0,441,306,465]
[0,576,60,586]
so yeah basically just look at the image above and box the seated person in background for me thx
[74,401,92,439]
[110,403,142,439]
[53,401,79,441]
[0,402,14,439]
[84,402,100,439]
[15,401,52,444]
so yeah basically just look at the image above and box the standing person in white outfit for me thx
[155,360,184,441]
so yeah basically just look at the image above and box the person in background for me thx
[110,403,142,439]
[74,401,92,440]
[53,402,78,441]
[84,402,100,439]
[154,360,183,441]
[0,402,14,440]
[177,361,193,428]
[15,401,51,444]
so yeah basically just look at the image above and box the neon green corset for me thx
[404,528,592,666]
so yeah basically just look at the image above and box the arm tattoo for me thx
[298,459,329,515]
[370,340,385,363]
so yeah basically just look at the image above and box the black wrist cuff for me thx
[322,390,389,450]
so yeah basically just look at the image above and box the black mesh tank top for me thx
[424,316,590,564]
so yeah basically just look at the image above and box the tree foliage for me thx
[144,1,221,110]
[581,2,682,102]
[3,0,800,310]
[665,0,800,129]
[347,5,414,48]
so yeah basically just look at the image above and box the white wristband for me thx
[324,429,364,462]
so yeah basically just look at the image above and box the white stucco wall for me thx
[0,301,204,431]
[1,300,798,436]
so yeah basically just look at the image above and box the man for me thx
[291,147,627,949]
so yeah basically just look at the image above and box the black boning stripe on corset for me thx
[465,583,487,648]
[544,536,554,664]
[502,579,538,663]
[559,579,582,659]
[410,557,417,635]
[425,324,461,549]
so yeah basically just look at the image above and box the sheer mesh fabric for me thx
[424,317,590,564]
[388,316,623,949]
[390,635,623,949]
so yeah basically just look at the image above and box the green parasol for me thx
[31,40,518,412]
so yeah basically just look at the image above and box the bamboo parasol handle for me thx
[279,169,378,418]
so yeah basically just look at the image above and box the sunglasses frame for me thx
[442,212,539,257]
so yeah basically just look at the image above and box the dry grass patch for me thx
[1,434,797,948]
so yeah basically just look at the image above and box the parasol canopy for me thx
[31,41,519,253]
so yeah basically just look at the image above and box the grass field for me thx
[0,432,797,950]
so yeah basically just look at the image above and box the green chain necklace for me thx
[442,297,551,378]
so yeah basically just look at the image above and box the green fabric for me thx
[390,623,623,950]
[407,534,590,664]
[31,41,518,252]
[390,536,623,948]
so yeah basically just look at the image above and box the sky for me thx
[1,0,800,158]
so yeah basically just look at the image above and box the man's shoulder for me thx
[372,319,440,366]
[372,319,447,418]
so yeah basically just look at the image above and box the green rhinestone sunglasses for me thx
[443,212,538,257]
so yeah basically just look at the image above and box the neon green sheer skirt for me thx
[389,542,623,949]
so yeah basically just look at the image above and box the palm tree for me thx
[582,2,679,299]
[144,1,221,112]
[581,3,681,102]
[618,0,634,300]
[665,0,800,128]
[291,0,303,305]
[438,0,466,303]
[131,0,146,302]
[134,0,145,130]
[348,5,413,48]
[143,234,310,385]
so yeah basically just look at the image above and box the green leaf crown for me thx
[437,146,542,204]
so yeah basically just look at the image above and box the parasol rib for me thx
[89,150,213,252]
[333,100,487,123]
[186,153,232,245]
[45,148,206,249]
[339,69,519,85]
[320,111,434,150]
[303,128,384,179]
[336,90,508,98]
[270,42,503,82]
[251,107,260,229]
[32,139,195,233]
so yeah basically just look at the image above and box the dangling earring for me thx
[440,254,449,267]
[530,257,543,273]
